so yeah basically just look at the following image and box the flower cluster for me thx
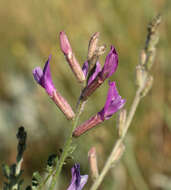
[73,44,125,137]
[32,31,126,189]
[33,31,125,136]
[80,46,118,101]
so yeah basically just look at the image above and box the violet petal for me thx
[33,55,56,97]
[82,61,89,77]
[88,61,102,85]
[32,67,43,85]
[67,164,88,190]
[100,46,118,80]
[99,81,125,120]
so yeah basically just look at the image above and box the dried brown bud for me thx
[88,32,100,61]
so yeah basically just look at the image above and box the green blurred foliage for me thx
[0,0,171,189]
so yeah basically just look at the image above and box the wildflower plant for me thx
[2,15,161,190]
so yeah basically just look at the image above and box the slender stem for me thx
[49,102,83,190]
[90,87,143,190]
[122,87,142,138]
[90,139,122,190]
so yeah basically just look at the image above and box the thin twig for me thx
[48,101,84,190]
[90,15,161,190]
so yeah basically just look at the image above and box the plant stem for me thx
[49,102,84,190]
[90,14,161,188]
[122,87,142,138]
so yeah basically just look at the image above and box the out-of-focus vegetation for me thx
[0,0,170,189]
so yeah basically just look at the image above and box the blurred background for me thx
[0,0,171,189]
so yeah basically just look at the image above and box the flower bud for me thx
[60,31,72,55]
[87,32,100,61]
[96,45,106,56]
[59,31,85,83]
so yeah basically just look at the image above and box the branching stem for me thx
[49,101,84,190]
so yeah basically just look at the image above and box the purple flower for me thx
[81,46,118,100]
[98,81,126,121]
[67,164,88,190]
[33,55,75,120]
[33,55,56,97]
[73,81,125,137]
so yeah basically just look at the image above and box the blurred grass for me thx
[0,0,171,189]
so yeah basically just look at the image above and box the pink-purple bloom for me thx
[33,55,56,97]
[73,81,125,137]
[98,81,126,121]
[99,45,118,80]
[67,164,88,190]
[81,46,118,100]
[33,55,75,120]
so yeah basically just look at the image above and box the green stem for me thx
[49,102,83,190]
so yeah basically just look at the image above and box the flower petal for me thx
[88,61,102,85]
[78,175,88,190]
[33,55,56,97]
[42,55,56,96]
[100,46,118,80]
[82,61,89,77]
[67,164,88,190]
[99,81,125,120]
[33,67,43,85]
